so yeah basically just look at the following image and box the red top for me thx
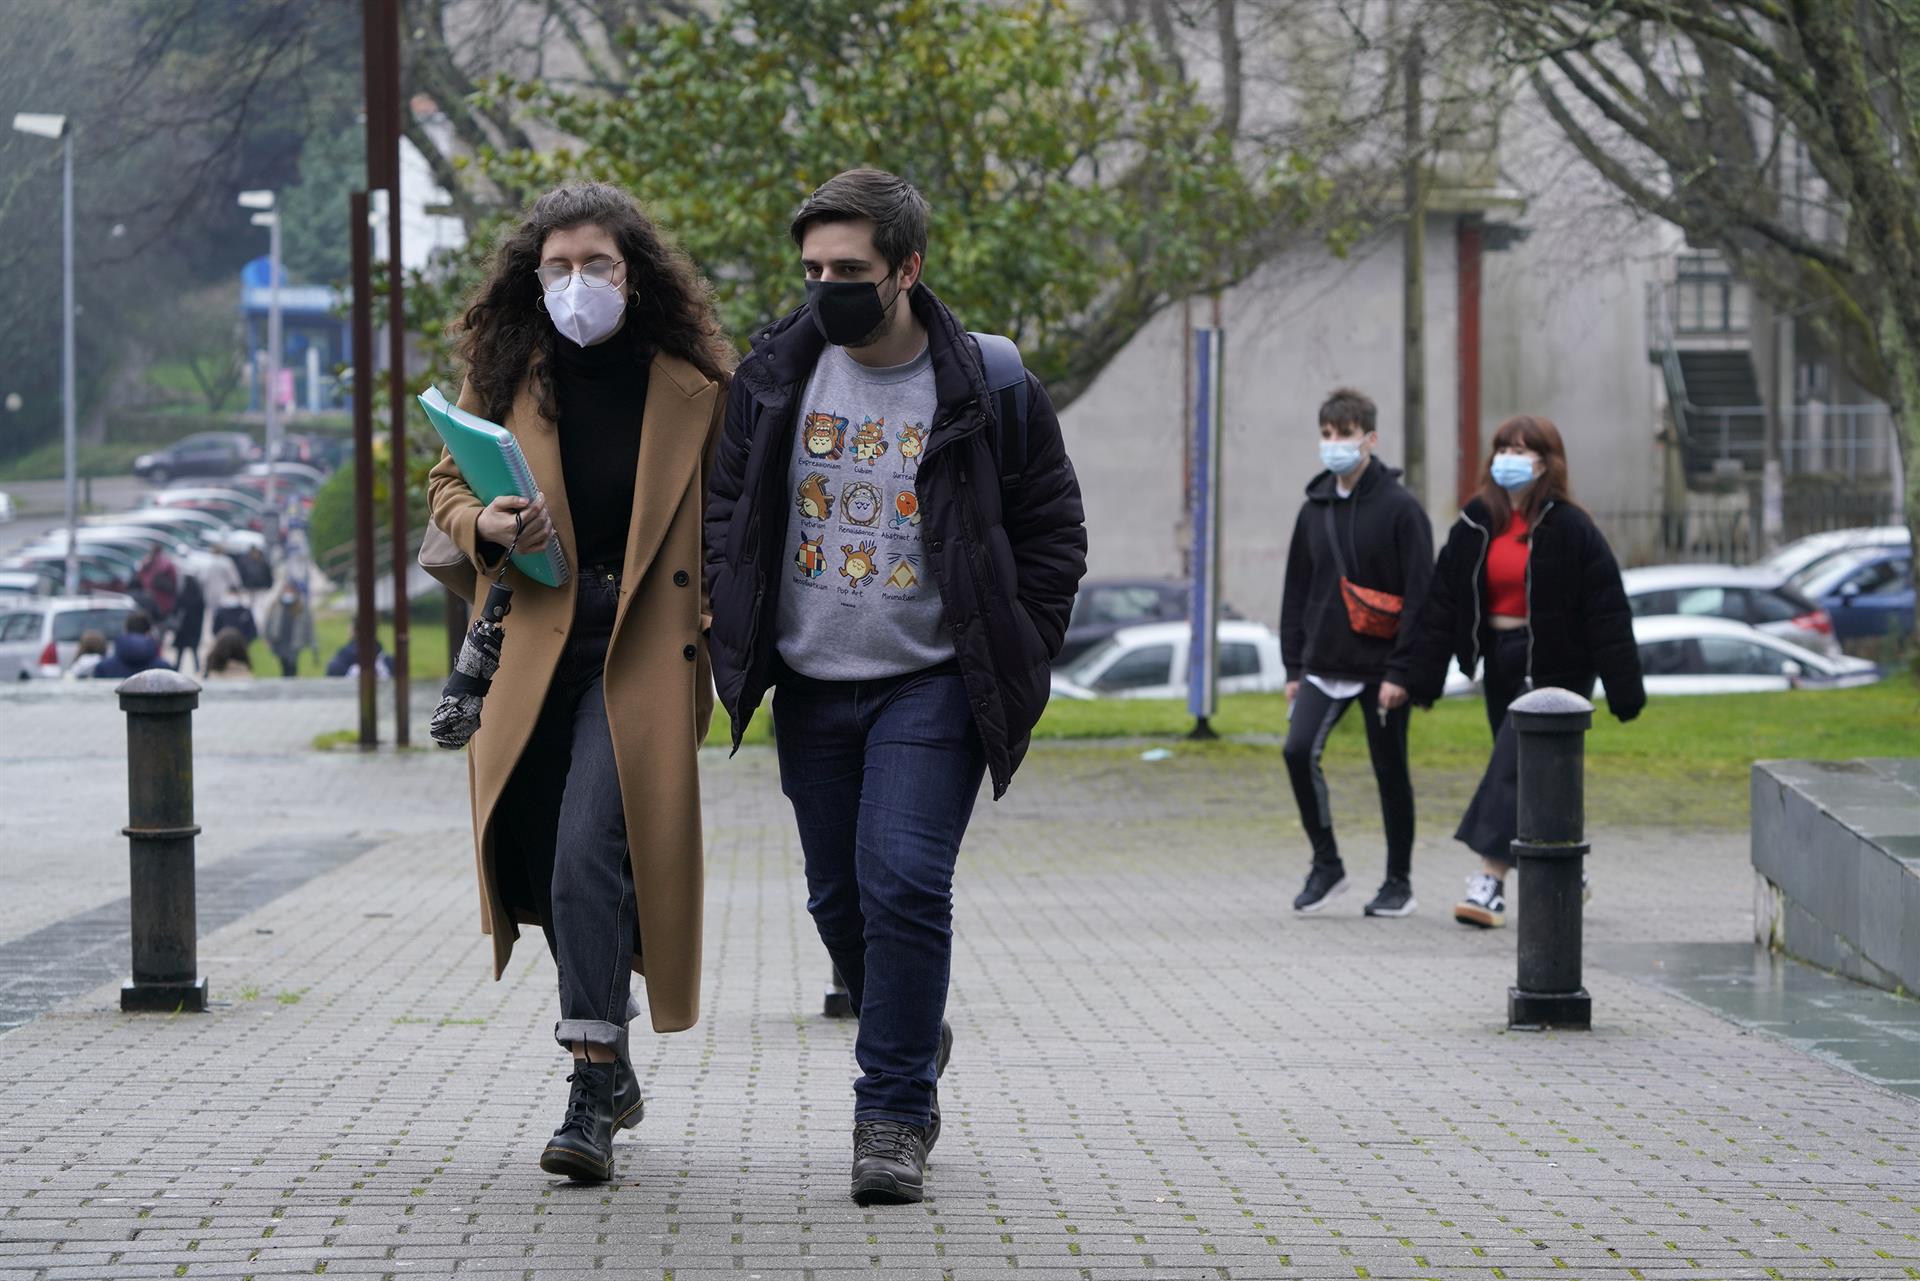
[1485,511,1530,619]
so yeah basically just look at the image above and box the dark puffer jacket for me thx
[1405,496,1645,720]
[703,283,1088,798]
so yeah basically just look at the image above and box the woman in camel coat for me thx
[426,182,732,1183]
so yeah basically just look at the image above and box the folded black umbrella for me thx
[430,517,521,750]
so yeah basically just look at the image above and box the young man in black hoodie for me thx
[1279,388,1433,916]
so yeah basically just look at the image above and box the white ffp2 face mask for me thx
[547,277,627,347]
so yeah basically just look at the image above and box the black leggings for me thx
[1282,679,1414,879]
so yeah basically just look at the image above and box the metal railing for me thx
[1596,489,1899,569]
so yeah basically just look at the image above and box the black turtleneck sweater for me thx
[551,330,649,571]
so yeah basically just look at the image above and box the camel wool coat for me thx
[427,350,725,1033]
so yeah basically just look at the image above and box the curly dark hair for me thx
[454,182,735,424]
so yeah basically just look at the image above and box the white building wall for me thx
[1060,219,1459,629]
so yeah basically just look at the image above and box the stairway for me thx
[1675,350,1766,474]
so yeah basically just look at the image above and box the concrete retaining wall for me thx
[1751,758,1920,997]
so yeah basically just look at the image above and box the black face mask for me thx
[806,275,901,348]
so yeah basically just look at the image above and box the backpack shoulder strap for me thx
[969,331,1028,487]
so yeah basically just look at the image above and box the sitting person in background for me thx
[324,631,394,680]
[203,627,255,681]
[93,613,173,679]
[66,630,108,680]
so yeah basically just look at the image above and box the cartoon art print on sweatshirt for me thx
[792,408,928,607]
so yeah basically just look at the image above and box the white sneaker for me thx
[1454,872,1506,929]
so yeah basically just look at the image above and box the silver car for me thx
[1621,564,1839,657]
[0,594,138,681]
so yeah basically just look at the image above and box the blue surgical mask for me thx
[1491,453,1538,491]
[1319,440,1365,476]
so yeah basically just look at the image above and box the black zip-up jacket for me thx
[1404,496,1645,720]
[1280,462,1433,686]
[703,283,1088,798]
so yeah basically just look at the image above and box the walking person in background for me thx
[1279,388,1433,918]
[705,169,1087,1206]
[202,627,254,681]
[93,612,171,679]
[65,629,108,680]
[426,181,734,1185]
[262,576,316,678]
[135,545,180,647]
[1405,415,1644,928]
[171,573,206,674]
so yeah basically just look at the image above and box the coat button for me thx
[930,539,943,552]
[683,643,697,661]
[674,570,690,586]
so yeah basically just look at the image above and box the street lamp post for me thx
[13,112,76,596]
[238,191,281,536]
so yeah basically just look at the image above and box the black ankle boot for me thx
[851,1118,931,1205]
[540,1059,616,1182]
[611,1053,643,1131]
[612,1027,643,1131]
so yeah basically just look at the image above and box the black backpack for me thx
[970,331,1028,489]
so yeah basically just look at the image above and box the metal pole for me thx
[1186,325,1223,741]
[62,129,77,596]
[351,191,378,748]
[368,0,411,746]
[265,209,283,535]
[118,669,208,1013]
[1402,30,1427,506]
[1506,686,1594,1031]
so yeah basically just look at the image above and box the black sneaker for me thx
[927,1019,953,1155]
[851,1118,931,1205]
[1363,877,1417,917]
[539,1060,617,1183]
[1292,864,1349,914]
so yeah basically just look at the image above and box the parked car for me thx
[0,570,49,598]
[86,507,235,548]
[1051,620,1284,700]
[1,546,141,595]
[240,460,326,492]
[1633,614,1880,695]
[150,486,269,531]
[1621,564,1838,657]
[132,432,260,485]
[1753,525,1909,583]
[0,594,138,680]
[1791,547,1915,642]
[1059,579,1243,666]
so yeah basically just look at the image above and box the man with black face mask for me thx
[704,169,1087,1206]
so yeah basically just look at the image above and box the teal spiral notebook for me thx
[417,386,571,588]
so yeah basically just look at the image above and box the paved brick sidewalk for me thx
[1,691,1917,1280]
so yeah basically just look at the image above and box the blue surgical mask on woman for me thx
[1319,440,1365,476]
[1491,453,1539,491]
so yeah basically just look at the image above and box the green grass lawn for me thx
[312,608,1912,829]
[707,678,1919,827]
[249,607,453,681]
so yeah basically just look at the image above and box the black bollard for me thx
[117,669,208,1013]
[1506,686,1592,1030]
[824,964,854,1019]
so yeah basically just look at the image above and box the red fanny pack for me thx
[1325,501,1404,639]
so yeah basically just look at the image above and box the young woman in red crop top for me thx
[1404,415,1645,930]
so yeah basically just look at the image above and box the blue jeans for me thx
[772,660,985,1126]
[510,568,640,1049]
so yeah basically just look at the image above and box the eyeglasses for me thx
[535,259,625,292]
